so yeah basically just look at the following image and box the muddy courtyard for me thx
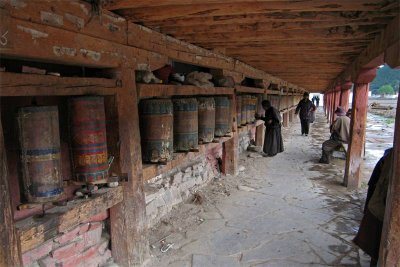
[146,108,395,267]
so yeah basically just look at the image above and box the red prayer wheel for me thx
[197,97,215,143]
[17,106,63,203]
[69,96,108,184]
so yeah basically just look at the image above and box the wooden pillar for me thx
[255,124,264,147]
[110,67,148,266]
[0,116,22,267]
[222,95,238,175]
[331,87,341,123]
[379,44,400,266]
[340,82,352,113]
[344,69,376,188]
[283,112,289,127]
[289,109,294,123]
[379,81,400,266]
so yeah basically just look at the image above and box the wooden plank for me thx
[0,72,119,96]
[142,137,232,181]
[137,83,234,98]
[1,0,128,45]
[255,124,264,147]
[379,96,400,266]
[222,133,239,175]
[344,83,369,188]
[16,186,123,253]
[235,85,265,94]
[0,112,22,266]
[109,67,147,266]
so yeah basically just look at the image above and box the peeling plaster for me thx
[65,13,85,30]
[53,46,76,57]
[17,25,48,39]
[71,2,89,15]
[9,0,27,8]
[40,11,63,27]
[79,48,101,61]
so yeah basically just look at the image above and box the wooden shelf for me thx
[0,72,120,96]
[16,186,123,253]
[137,83,234,98]
[238,120,264,134]
[235,85,265,94]
[265,89,281,95]
[143,135,233,181]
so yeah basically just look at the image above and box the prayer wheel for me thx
[245,95,252,123]
[69,96,108,184]
[214,96,230,137]
[256,95,264,118]
[140,99,173,163]
[197,97,215,143]
[236,95,242,127]
[249,96,257,123]
[227,98,233,133]
[173,98,198,151]
[241,95,248,125]
[17,106,63,203]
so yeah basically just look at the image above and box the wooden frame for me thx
[137,83,234,98]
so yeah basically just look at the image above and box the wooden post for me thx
[255,124,264,147]
[331,87,341,123]
[340,82,352,113]
[344,69,376,188]
[282,112,289,127]
[0,115,22,267]
[109,67,148,266]
[222,95,238,175]
[379,47,400,266]
[289,109,294,123]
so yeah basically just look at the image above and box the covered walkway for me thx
[147,109,379,267]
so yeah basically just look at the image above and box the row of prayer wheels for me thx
[140,94,264,164]
[17,96,109,204]
[140,97,232,164]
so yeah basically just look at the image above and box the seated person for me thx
[319,106,350,164]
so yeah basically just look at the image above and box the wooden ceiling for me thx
[105,0,399,92]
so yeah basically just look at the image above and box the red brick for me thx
[37,256,57,267]
[51,239,84,260]
[78,223,90,235]
[83,210,109,223]
[22,239,53,266]
[82,222,103,249]
[59,244,98,267]
[54,226,80,245]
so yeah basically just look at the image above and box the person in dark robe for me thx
[295,92,316,136]
[315,96,320,107]
[259,100,284,157]
[354,147,393,266]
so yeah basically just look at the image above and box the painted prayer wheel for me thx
[17,106,63,203]
[140,99,173,163]
[241,95,248,125]
[227,98,233,133]
[236,95,242,127]
[197,97,215,143]
[249,96,257,123]
[214,96,230,137]
[245,95,252,124]
[69,96,108,184]
[173,98,198,152]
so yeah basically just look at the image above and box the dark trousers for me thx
[300,119,310,135]
[320,139,342,163]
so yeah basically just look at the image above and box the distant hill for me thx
[370,64,400,95]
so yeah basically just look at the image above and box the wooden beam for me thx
[0,112,22,267]
[379,95,400,266]
[110,67,147,266]
[116,1,394,21]
[0,72,119,96]
[16,187,123,253]
[235,85,265,94]
[137,84,234,98]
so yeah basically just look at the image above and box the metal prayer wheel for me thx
[173,98,198,152]
[140,99,173,163]
[197,97,215,143]
[236,95,242,127]
[227,98,233,133]
[245,95,252,124]
[17,106,63,203]
[241,95,248,125]
[69,96,108,184]
[214,96,230,137]
[249,96,257,123]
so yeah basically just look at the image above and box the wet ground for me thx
[146,108,395,267]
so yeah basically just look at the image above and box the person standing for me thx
[318,106,350,164]
[316,96,320,107]
[295,92,316,136]
[259,100,284,157]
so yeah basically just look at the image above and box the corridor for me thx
[147,108,378,267]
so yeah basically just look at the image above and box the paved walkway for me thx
[147,108,381,267]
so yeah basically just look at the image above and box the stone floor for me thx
[146,108,394,267]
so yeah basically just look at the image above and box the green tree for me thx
[378,84,395,96]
